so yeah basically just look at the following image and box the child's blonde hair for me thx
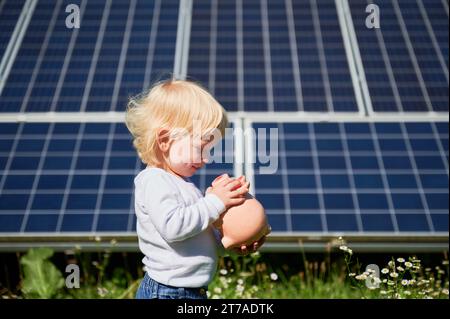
[125,78,229,166]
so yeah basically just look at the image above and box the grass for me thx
[1,237,448,299]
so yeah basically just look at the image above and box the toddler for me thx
[126,79,264,299]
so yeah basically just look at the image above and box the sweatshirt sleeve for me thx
[142,172,226,243]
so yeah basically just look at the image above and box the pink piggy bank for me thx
[211,174,271,249]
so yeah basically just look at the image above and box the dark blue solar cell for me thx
[22,124,49,135]
[420,174,449,189]
[358,194,389,209]
[350,156,379,169]
[387,174,418,188]
[435,122,449,134]
[344,123,371,134]
[286,156,314,169]
[266,214,287,231]
[101,194,131,209]
[290,194,320,209]
[31,194,63,210]
[347,139,375,151]
[258,194,285,210]
[96,214,129,231]
[375,123,402,134]
[316,139,343,151]
[10,156,40,170]
[282,123,309,134]
[326,214,359,231]
[321,175,350,188]
[291,214,322,231]
[66,194,97,209]
[16,139,46,152]
[414,156,445,170]
[108,156,137,169]
[382,156,412,170]
[84,123,111,134]
[378,139,407,151]
[0,194,29,210]
[314,123,340,134]
[361,214,394,231]
[0,139,14,152]
[392,194,423,210]
[43,156,73,169]
[71,175,101,189]
[0,215,23,232]
[318,156,346,169]
[255,174,283,189]
[111,139,133,151]
[323,194,354,209]
[431,214,449,232]
[79,139,108,151]
[104,175,134,189]
[37,174,68,189]
[60,214,94,232]
[76,156,105,169]
[0,123,19,134]
[284,139,311,151]
[426,193,449,210]
[4,175,35,189]
[396,214,430,232]
[409,139,439,151]
[47,139,77,152]
[354,174,384,188]
[53,123,80,134]
[405,123,433,134]
[25,214,58,232]
[287,174,316,189]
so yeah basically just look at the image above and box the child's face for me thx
[166,134,214,177]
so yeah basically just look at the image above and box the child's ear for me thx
[157,128,171,152]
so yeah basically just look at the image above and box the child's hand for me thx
[208,176,249,209]
[230,235,267,256]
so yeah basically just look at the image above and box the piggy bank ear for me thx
[212,173,230,186]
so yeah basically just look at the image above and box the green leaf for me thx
[20,248,64,299]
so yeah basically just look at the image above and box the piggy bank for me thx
[211,174,271,249]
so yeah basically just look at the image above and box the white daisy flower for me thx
[213,287,222,294]
[388,261,395,268]
[397,266,405,272]
[401,280,409,286]
[270,273,278,281]
[236,285,244,293]
[237,279,244,285]
[396,258,405,263]
[381,268,389,274]
[405,262,413,268]
[390,272,399,278]
[355,274,367,281]
[219,269,228,276]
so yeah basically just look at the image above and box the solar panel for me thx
[188,0,359,112]
[349,0,449,112]
[0,122,235,233]
[0,0,26,59]
[0,0,179,112]
[251,121,448,233]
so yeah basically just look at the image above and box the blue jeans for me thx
[135,272,208,299]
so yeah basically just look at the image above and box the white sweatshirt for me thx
[134,166,227,288]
